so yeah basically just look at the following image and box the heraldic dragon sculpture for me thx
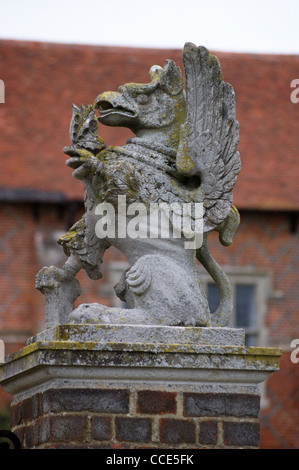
[36,43,241,328]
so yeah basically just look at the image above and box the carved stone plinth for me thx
[0,325,281,449]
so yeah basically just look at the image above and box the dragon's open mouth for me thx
[97,100,136,118]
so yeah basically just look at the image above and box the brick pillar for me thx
[0,324,281,449]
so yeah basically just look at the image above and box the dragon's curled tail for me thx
[197,206,240,327]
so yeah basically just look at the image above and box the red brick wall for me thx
[260,351,299,449]
[0,203,43,349]
[10,388,261,449]
[208,211,299,346]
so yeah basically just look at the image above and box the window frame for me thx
[198,266,271,346]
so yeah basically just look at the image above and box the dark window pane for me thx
[245,334,257,347]
[208,283,220,314]
[236,284,256,328]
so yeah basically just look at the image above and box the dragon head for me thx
[94,60,185,148]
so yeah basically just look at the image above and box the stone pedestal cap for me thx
[0,325,282,397]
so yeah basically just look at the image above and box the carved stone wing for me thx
[176,43,241,232]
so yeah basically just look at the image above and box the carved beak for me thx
[94,91,137,125]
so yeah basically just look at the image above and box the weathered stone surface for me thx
[0,337,281,398]
[35,43,241,330]
[35,264,81,327]
[26,324,245,347]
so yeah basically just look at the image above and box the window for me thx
[208,282,258,345]
[200,268,270,346]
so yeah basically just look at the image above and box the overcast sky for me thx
[0,0,299,54]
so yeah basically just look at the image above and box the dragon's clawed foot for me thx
[64,147,103,179]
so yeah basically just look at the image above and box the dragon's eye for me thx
[136,94,149,105]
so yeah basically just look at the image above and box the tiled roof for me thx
[0,40,298,210]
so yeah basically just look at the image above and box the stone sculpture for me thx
[36,42,241,328]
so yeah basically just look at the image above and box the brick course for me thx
[198,420,218,446]
[10,388,262,449]
[43,388,130,414]
[137,390,177,415]
[160,419,196,444]
[223,421,260,447]
[115,417,152,443]
[183,393,260,418]
[91,416,112,441]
